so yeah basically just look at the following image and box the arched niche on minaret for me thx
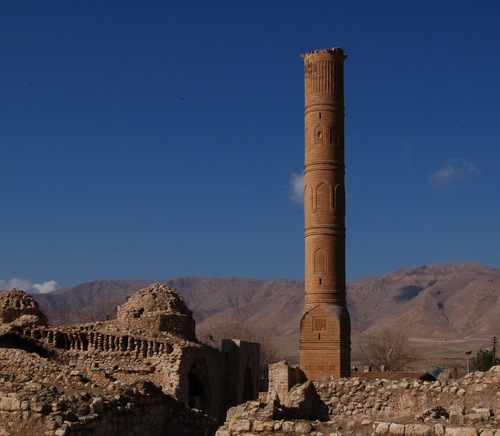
[329,126,340,146]
[314,182,334,213]
[304,184,313,213]
[313,248,328,276]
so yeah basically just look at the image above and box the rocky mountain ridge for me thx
[28,263,500,361]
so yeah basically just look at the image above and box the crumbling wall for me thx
[267,361,306,402]
[222,339,260,413]
[217,366,500,435]
[0,289,48,327]
[0,348,219,436]
[171,343,225,420]
[0,288,261,428]
[115,283,196,341]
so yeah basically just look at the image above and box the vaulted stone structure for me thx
[0,286,260,426]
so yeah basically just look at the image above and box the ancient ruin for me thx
[300,48,351,379]
[218,363,500,435]
[0,285,260,435]
[2,46,499,435]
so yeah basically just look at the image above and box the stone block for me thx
[375,422,390,434]
[444,428,478,436]
[434,423,445,435]
[282,421,295,432]
[389,423,405,435]
[406,423,432,435]
[228,419,251,432]
[295,421,313,433]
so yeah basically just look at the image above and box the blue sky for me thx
[1,1,499,292]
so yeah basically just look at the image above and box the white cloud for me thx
[0,278,59,294]
[290,172,304,204]
[32,280,59,294]
[1,278,32,291]
[429,158,479,186]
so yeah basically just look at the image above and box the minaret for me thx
[299,48,351,379]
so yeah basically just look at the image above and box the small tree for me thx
[77,302,117,324]
[356,329,418,371]
[472,349,499,372]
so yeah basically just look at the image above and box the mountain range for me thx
[30,263,500,364]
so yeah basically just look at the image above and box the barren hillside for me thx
[30,263,500,363]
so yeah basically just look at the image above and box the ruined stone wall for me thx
[0,288,261,430]
[26,329,226,419]
[0,348,219,436]
[4,326,262,423]
[0,384,216,436]
[267,361,306,402]
[217,366,500,435]
[10,322,258,423]
[170,343,225,421]
[222,339,260,413]
[22,325,175,358]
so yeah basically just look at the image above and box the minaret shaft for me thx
[299,48,351,379]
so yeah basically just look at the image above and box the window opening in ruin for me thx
[319,112,322,118]
[81,334,88,351]
[55,333,66,349]
[136,308,144,318]
[319,278,322,285]
[122,335,128,352]
[314,126,323,145]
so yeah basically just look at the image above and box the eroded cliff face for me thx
[218,366,500,435]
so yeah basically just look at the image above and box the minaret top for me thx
[301,47,347,59]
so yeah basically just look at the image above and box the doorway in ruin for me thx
[188,360,210,412]
[241,357,254,402]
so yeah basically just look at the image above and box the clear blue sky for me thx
[1,1,499,292]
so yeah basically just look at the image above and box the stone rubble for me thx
[0,347,218,435]
[217,366,500,435]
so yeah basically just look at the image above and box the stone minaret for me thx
[299,48,351,379]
